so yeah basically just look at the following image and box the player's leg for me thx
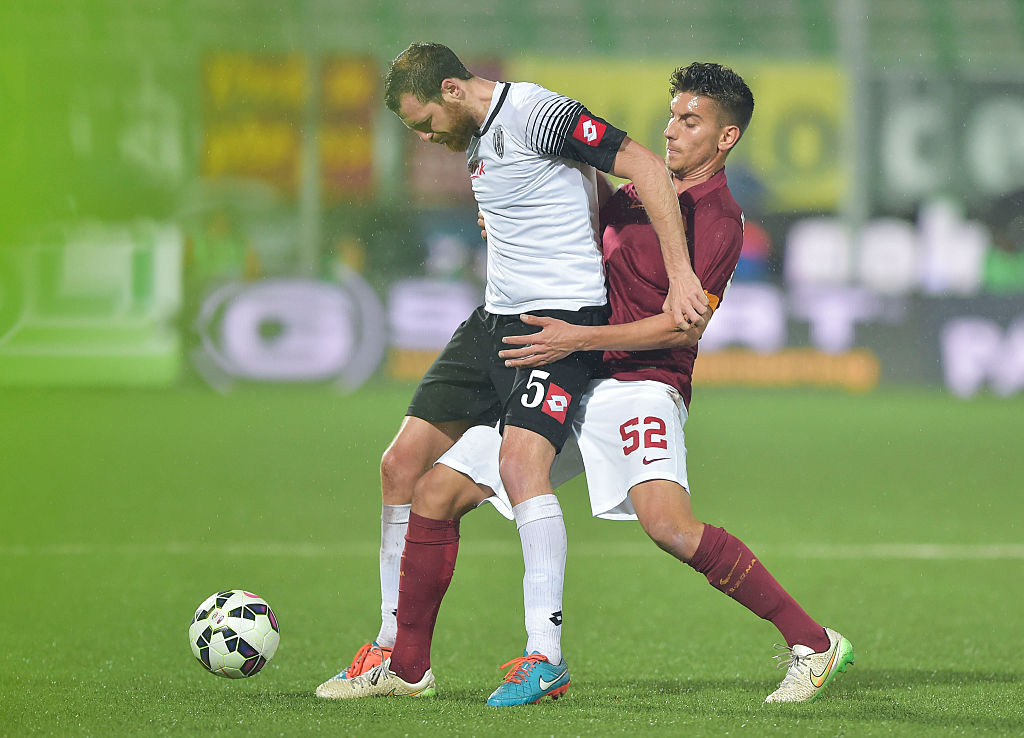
[627,479,703,560]
[376,416,472,643]
[333,307,501,681]
[386,464,491,683]
[630,481,835,653]
[628,481,852,703]
[497,425,566,665]
[578,377,833,651]
[316,463,491,700]
[577,379,852,703]
[330,416,470,682]
[488,376,590,705]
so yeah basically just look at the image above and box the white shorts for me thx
[436,378,689,522]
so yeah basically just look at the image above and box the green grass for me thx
[2,384,1023,736]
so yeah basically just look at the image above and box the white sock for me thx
[375,503,410,648]
[512,494,566,665]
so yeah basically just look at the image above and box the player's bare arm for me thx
[609,137,708,327]
[499,309,712,368]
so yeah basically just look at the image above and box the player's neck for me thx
[463,77,498,128]
[671,161,724,195]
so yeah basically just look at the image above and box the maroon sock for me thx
[688,525,829,651]
[388,513,460,683]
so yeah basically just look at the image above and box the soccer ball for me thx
[189,590,280,678]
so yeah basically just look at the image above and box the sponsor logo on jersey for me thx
[541,383,571,423]
[470,158,485,179]
[642,456,669,465]
[493,126,504,159]
[572,114,607,147]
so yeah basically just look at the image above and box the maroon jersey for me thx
[598,168,743,408]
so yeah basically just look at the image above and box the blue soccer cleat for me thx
[485,651,570,706]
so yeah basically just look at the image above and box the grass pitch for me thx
[2,383,1023,736]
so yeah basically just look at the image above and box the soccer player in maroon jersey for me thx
[495,62,854,705]
[320,62,853,705]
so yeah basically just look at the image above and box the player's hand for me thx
[499,314,583,367]
[664,271,709,329]
[477,211,487,241]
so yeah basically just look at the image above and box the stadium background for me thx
[2,2,1024,736]
[3,0,1024,393]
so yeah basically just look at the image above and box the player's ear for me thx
[440,78,463,102]
[719,125,741,152]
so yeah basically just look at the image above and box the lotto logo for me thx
[541,383,571,423]
[572,114,606,147]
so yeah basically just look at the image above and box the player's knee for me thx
[498,449,547,500]
[380,445,421,504]
[412,469,463,520]
[641,517,702,562]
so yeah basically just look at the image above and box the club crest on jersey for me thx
[493,126,504,159]
[541,383,571,424]
[572,114,607,147]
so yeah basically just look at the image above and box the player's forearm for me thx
[631,167,695,281]
[611,141,695,280]
[575,313,700,352]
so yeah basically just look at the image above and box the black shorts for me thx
[407,305,609,451]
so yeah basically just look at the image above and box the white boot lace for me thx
[771,644,810,688]
[350,660,389,689]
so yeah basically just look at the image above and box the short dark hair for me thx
[670,62,754,135]
[383,43,473,113]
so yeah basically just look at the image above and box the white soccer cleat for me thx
[763,627,854,703]
[315,658,436,700]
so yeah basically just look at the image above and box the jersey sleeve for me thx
[523,91,627,173]
[697,217,744,308]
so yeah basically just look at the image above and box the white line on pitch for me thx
[1,542,1023,560]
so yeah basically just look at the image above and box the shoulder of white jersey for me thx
[504,81,585,157]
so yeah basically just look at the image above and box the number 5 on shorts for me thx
[521,370,551,408]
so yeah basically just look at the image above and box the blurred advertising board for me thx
[191,271,386,392]
[203,53,307,193]
[178,274,1024,398]
[0,222,182,385]
[202,53,375,200]
[506,58,847,212]
[697,284,1024,397]
[870,74,1024,213]
[320,57,376,203]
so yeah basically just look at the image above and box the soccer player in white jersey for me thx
[316,43,709,697]
[320,61,852,706]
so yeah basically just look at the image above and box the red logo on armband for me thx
[572,115,606,147]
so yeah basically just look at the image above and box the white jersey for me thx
[468,82,627,314]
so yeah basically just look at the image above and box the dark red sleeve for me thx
[598,186,630,231]
[695,217,743,308]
